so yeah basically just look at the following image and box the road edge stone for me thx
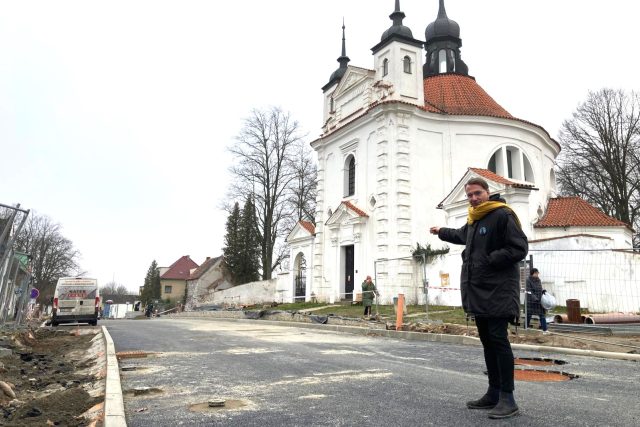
[102,325,127,427]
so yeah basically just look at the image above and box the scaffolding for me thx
[0,202,32,328]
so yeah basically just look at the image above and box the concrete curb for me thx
[102,325,127,427]
[175,313,640,362]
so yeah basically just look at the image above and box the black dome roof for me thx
[380,1,414,41]
[425,0,460,42]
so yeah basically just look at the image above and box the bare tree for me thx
[227,107,311,279]
[287,139,317,225]
[556,89,640,246]
[13,213,82,304]
[101,281,130,296]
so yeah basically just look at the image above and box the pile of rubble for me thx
[0,327,105,426]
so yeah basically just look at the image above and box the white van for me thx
[52,277,100,326]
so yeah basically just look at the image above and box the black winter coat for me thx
[438,207,528,319]
[526,276,545,316]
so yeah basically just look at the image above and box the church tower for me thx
[371,0,425,105]
[423,0,469,76]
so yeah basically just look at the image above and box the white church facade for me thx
[285,0,635,307]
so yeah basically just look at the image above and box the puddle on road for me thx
[189,399,247,412]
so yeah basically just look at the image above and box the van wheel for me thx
[89,320,97,326]
[51,321,59,327]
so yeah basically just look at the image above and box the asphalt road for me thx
[104,318,640,426]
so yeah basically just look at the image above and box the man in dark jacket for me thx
[430,177,528,419]
[526,268,547,332]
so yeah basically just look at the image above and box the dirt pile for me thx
[0,327,105,426]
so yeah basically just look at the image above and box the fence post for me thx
[395,294,405,331]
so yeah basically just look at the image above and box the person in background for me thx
[361,275,378,317]
[430,177,528,420]
[526,268,548,333]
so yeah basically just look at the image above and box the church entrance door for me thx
[344,245,354,300]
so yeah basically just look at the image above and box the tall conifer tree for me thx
[238,197,261,284]
[223,202,242,283]
[141,260,158,304]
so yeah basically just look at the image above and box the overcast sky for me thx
[1,1,638,292]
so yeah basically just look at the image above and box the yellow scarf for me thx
[467,201,522,229]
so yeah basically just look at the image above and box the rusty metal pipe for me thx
[554,314,568,324]
[553,314,586,324]
[583,314,640,324]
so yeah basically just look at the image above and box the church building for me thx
[285,0,635,305]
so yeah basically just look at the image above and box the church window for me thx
[403,56,412,74]
[487,146,535,183]
[438,50,447,73]
[329,97,334,112]
[506,148,514,178]
[383,58,389,77]
[344,155,356,197]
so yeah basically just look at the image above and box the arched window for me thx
[403,56,412,74]
[329,97,334,113]
[344,155,356,197]
[382,58,389,77]
[487,146,535,183]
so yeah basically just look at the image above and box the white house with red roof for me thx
[285,0,635,307]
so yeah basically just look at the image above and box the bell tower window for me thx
[403,56,412,74]
[438,50,447,73]
[382,58,389,77]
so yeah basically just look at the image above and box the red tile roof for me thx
[469,168,536,189]
[160,255,199,280]
[535,197,631,229]
[423,74,513,118]
[343,200,369,217]
[299,220,316,235]
[313,74,559,151]
[187,256,222,280]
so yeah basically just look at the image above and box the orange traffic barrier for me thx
[395,294,405,331]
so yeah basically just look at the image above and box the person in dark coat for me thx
[430,177,528,420]
[526,268,547,332]
[361,275,378,316]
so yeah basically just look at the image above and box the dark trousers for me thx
[475,317,514,392]
[364,305,372,316]
[526,313,547,331]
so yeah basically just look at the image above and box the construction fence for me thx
[372,248,640,323]
[528,249,640,323]
[0,202,33,328]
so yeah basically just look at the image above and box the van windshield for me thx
[57,285,97,299]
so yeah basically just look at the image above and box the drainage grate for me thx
[116,351,153,360]
[515,369,577,382]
